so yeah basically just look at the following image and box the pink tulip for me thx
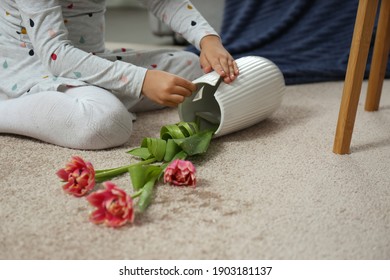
[86,181,134,227]
[164,159,196,187]
[56,156,95,197]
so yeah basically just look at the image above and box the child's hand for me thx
[199,35,239,83]
[141,70,197,107]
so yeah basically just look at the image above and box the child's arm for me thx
[14,0,147,98]
[143,0,239,83]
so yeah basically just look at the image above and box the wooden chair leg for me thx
[365,0,390,112]
[333,0,379,154]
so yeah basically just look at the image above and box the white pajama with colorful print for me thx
[0,0,217,149]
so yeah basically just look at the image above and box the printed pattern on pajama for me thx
[0,0,219,149]
[0,0,218,100]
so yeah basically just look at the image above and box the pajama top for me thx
[0,0,218,99]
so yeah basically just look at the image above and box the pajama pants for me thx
[0,49,203,150]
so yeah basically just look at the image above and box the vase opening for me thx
[178,80,222,133]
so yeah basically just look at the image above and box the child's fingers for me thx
[160,93,185,107]
[201,54,239,83]
[223,76,231,84]
[210,62,226,78]
[175,77,197,93]
[169,90,199,106]
[200,56,212,74]
[233,60,239,75]
[217,58,232,82]
[228,59,235,80]
[165,100,180,107]
[223,58,239,82]
[173,85,193,98]
[203,65,212,74]
[165,81,196,106]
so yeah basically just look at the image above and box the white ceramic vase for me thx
[178,56,285,137]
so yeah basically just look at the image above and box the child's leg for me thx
[0,86,134,149]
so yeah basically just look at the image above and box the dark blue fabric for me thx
[188,0,390,85]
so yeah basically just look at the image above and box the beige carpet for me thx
[1,73,389,259]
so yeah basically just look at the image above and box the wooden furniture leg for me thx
[333,0,379,154]
[365,0,390,111]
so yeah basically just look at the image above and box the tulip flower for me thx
[86,181,134,227]
[164,159,196,187]
[57,122,211,227]
[57,156,156,197]
[56,156,95,197]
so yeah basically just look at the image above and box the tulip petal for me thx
[56,169,69,181]
[89,209,106,224]
[57,156,96,197]
[86,181,134,227]
[164,159,196,187]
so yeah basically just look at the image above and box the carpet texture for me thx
[1,80,389,260]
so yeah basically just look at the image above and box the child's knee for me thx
[65,88,134,149]
[81,104,133,150]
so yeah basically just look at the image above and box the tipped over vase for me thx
[179,56,286,137]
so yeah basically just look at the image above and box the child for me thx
[0,0,239,149]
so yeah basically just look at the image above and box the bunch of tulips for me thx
[57,122,213,228]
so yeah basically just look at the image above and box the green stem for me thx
[131,189,143,199]
[95,158,157,182]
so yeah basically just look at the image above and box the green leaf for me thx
[128,165,146,191]
[129,164,162,192]
[95,174,118,183]
[177,121,199,137]
[138,178,157,213]
[145,165,162,181]
[195,112,220,132]
[95,158,156,183]
[160,124,186,140]
[95,167,121,174]
[127,147,152,160]
[141,138,166,161]
[160,122,199,140]
[172,150,188,161]
[173,130,213,156]
[164,139,181,162]
[95,165,134,183]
